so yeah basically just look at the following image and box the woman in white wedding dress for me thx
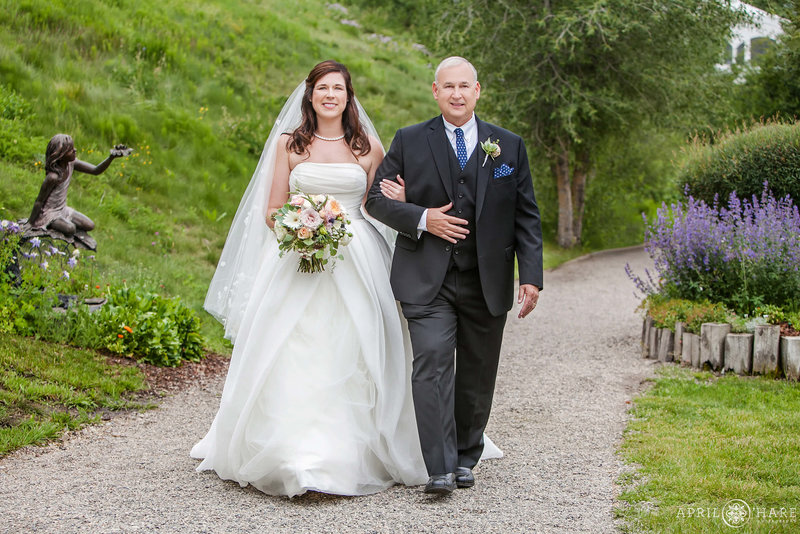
[192,61,499,497]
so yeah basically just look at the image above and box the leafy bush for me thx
[643,295,731,334]
[678,121,800,206]
[92,287,205,367]
[0,220,205,366]
[0,84,32,120]
[628,189,800,315]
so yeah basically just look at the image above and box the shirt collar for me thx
[442,114,477,136]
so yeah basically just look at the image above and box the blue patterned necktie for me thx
[455,127,467,170]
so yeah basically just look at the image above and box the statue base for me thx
[17,219,97,251]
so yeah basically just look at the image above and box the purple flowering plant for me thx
[628,187,800,315]
[0,220,97,333]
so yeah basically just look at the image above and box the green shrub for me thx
[644,295,732,334]
[92,287,205,367]
[0,222,205,366]
[678,121,800,206]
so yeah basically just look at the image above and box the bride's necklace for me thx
[314,132,345,142]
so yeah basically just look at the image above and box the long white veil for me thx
[204,81,391,342]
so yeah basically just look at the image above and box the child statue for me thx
[26,134,131,248]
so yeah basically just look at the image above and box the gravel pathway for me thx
[0,247,656,533]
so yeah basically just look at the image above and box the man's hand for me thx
[426,202,469,243]
[380,175,406,202]
[517,284,539,319]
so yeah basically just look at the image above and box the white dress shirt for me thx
[417,114,478,233]
[442,114,478,161]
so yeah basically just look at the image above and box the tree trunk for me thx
[571,150,591,245]
[552,146,575,248]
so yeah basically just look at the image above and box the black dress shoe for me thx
[424,473,456,494]
[455,467,474,488]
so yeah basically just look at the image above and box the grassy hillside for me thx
[0,0,438,350]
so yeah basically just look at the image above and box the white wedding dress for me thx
[192,162,428,496]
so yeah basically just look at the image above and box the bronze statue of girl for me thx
[28,134,131,236]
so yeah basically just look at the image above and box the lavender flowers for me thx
[629,188,800,314]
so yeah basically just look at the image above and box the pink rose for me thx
[320,208,335,222]
[300,208,323,229]
[297,226,312,239]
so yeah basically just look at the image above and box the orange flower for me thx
[326,199,342,216]
[123,325,133,333]
[118,334,124,338]
[95,285,101,289]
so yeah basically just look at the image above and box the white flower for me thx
[312,194,327,205]
[0,220,8,229]
[274,224,287,241]
[340,232,353,246]
[282,210,302,229]
[300,208,323,229]
[71,248,81,257]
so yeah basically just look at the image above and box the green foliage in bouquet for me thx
[272,192,353,273]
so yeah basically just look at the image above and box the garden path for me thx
[0,246,656,533]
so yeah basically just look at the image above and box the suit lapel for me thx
[427,117,455,202]
[475,117,493,221]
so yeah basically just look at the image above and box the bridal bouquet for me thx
[271,192,353,273]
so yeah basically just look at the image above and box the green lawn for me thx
[0,0,438,352]
[0,334,149,457]
[618,366,800,533]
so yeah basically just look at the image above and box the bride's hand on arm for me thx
[266,135,292,229]
[380,175,406,202]
[363,135,387,205]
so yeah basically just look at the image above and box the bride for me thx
[192,60,498,497]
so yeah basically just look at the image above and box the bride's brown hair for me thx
[287,60,371,157]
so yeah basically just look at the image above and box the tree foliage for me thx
[736,1,800,120]
[417,0,744,247]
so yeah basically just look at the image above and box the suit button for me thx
[454,250,460,255]
[457,209,463,214]
[445,245,452,252]
[458,193,464,198]
[459,179,465,184]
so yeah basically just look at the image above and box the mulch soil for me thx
[106,352,230,396]
[780,322,800,337]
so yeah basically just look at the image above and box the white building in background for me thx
[721,0,786,68]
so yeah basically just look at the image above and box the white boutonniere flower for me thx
[480,137,501,167]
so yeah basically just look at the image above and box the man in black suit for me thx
[365,56,543,494]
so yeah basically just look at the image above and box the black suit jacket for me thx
[365,115,543,317]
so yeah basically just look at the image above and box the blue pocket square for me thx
[493,163,514,179]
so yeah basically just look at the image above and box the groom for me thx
[366,57,543,494]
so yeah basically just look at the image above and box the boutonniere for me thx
[480,137,501,167]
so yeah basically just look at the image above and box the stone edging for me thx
[642,316,800,379]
